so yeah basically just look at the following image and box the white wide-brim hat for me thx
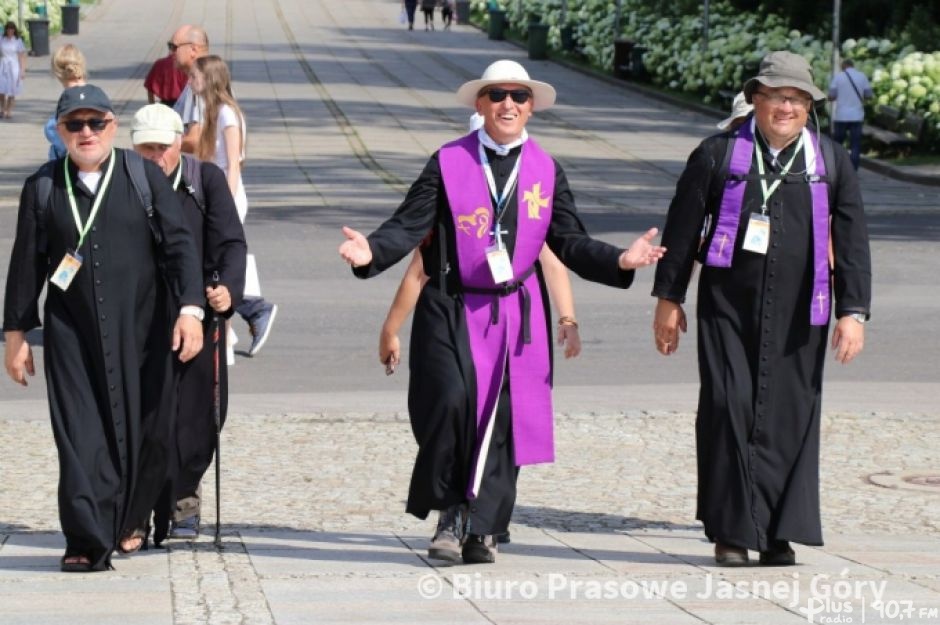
[456,59,556,112]
[716,92,753,130]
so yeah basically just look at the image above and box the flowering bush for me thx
[467,0,935,146]
[871,51,940,143]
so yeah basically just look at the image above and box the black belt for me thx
[462,265,537,344]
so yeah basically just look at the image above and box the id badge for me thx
[485,245,514,284]
[50,251,83,291]
[742,213,770,255]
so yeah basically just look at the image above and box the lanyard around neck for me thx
[478,141,521,249]
[754,132,803,214]
[64,149,116,251]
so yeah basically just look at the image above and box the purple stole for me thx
[705,122,831,325]
[439,134,555,497]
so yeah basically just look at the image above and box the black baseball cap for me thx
[56,84,114,120]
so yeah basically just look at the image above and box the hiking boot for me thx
[248,303,278,356]
[169,515,200,539]
[714,542,749,566]
[759,540,796,566]
[462,534,497,564]
[428,504,466,564]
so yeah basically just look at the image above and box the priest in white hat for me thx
[339,59,665,565]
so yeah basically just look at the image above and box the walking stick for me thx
[211,271,223,549]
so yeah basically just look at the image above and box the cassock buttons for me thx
[94,261,100,268]
[98,297,104,303]
[100,314,107,321]
[110,385,115,391]
[93,244,99,250]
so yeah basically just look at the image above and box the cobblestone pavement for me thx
[3,411,939,536]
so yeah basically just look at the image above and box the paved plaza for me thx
[0,0,938,623]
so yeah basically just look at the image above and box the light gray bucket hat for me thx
[743,51,826,103]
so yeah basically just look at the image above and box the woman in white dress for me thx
[0,22,27,119]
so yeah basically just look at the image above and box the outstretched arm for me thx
[539,245,580,359]
[379,250,428,371]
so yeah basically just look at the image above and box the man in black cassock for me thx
[652,52,871,566]
[2,85,204,572]
[129,104,247,544]
[340,59,665,564]
[129,104,247,545]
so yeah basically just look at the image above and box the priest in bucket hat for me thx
[339,59,665,564]
[652,51,871,567]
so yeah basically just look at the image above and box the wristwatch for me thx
[846,312,867,324]
[180,305,206,321]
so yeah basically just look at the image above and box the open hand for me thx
[339,226,373,268]
[619,228,666,270]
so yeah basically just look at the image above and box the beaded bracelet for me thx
[557,315,579,329]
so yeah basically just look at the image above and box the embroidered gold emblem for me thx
[456,207,491,239]
[523,182,549,220]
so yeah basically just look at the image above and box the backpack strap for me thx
[122,150,161,246]
[35,160,56,255]
[180,154,206,214]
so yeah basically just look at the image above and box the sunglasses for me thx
[61,118,113,133]
[167,41,193,52]
[484,88,532,104]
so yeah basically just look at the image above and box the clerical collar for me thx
[477,128,528,156]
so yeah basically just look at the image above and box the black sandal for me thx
[60,552,93,573]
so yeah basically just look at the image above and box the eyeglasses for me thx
[61,118,113,133]
[753,91,811,110]
[483,88,532,104]
[167,41,194,52]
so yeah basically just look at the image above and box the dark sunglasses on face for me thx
[167,41,192,52]
[484,88,532,104]
[61,118,112,133]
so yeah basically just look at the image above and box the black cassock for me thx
[3,150,202,570]
[124,157,246,545]
[355,144,634,534]
[653,130,871,551]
